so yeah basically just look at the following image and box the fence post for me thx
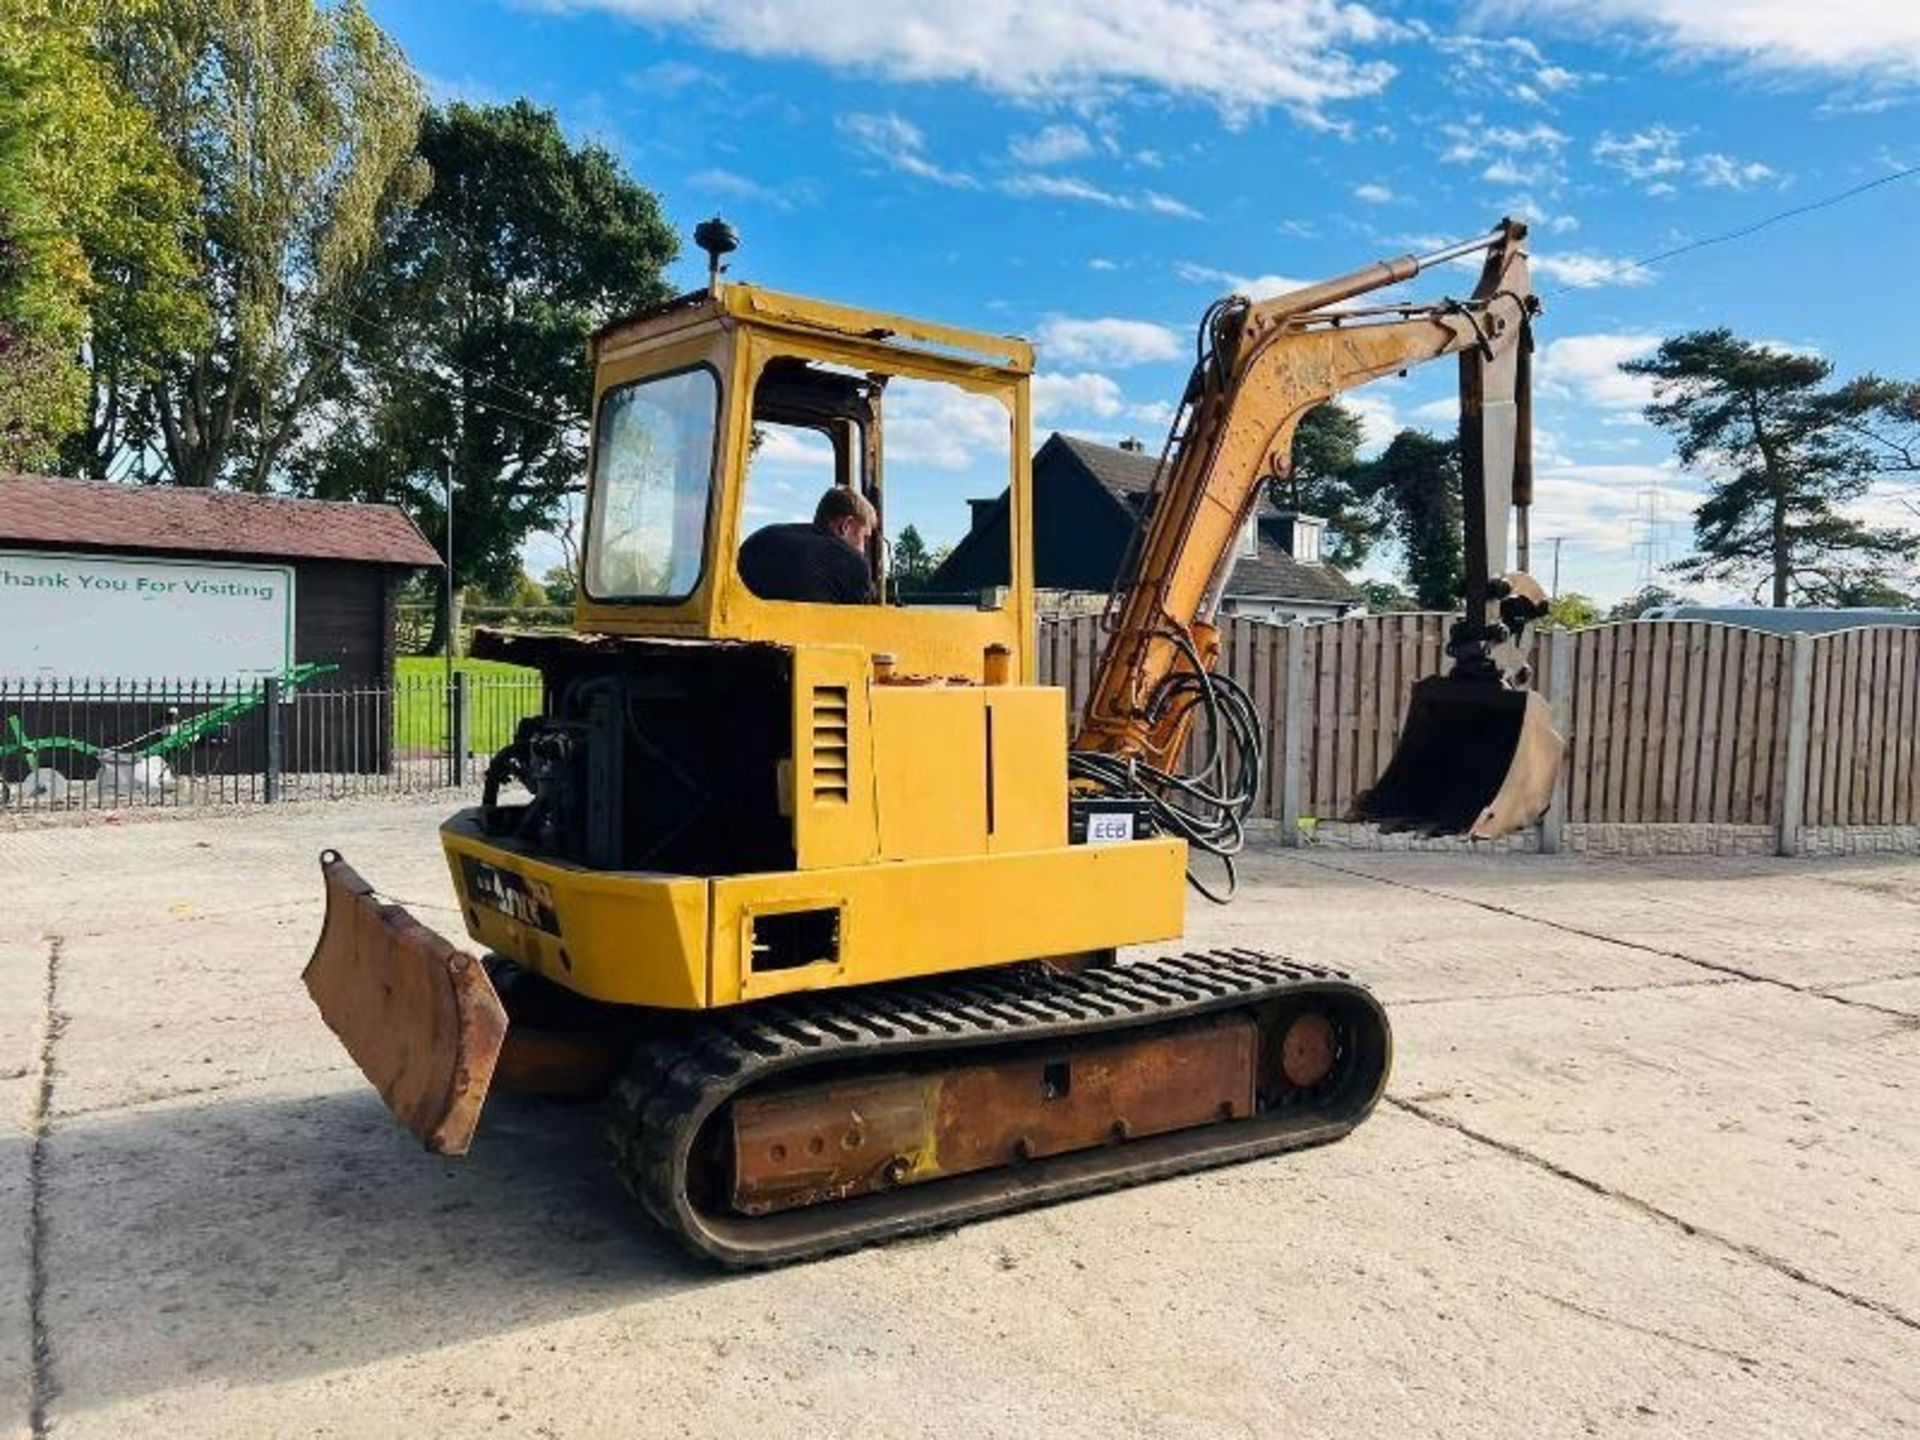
[449,670,470,788]
[1279,622,1305,846]
[262,676,282,803]
[1541,628,1572,854]
[1777,630,1814,857]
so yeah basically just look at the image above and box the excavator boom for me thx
[1073,219,1561,839]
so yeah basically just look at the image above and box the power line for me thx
[303,328,574,437]
[314,296,561,415]
[1543,162,1920,297]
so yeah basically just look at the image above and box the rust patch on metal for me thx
[727,1019,1257,1217]
[303,850,508,1155]
[1279,1012,1336,1089]
[493,1029,630,1097]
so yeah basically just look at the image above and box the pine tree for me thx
[1624,330,1917,606]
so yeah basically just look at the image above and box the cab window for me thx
[585,367,718,601]
[735,357,1012,607]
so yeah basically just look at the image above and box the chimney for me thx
[1118,436,1144,453]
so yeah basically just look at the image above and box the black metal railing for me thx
[0,671,545,812]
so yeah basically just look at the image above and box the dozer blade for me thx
[1349,676,1562,839]
[304,850,508,1155]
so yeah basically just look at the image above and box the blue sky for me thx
[369,0,1920,604]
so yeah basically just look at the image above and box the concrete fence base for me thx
[1253,817,1920,858]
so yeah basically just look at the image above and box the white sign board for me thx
[0,550,295,684]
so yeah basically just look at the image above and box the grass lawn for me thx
[392,655,541,755]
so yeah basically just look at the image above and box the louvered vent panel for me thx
[809,684,851,803]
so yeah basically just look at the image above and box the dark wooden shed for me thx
[0,473,437,775]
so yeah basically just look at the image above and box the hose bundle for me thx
[1068,628,1264,904]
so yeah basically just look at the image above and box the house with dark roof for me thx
[928,433,1361,621]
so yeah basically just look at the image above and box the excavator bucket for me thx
[1349,677,1562,839]
[304,850,508,1155]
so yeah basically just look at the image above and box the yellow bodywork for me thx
[443,280,1190,1011]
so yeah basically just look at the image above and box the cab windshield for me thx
[585,367,719,601]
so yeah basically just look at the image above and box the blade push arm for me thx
[1074,220,1541,763]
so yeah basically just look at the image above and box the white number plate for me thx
[1084,812,1136,845]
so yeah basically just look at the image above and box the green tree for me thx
[1355,579,1414,613]
[1624,330,1918,606]
[1832,376,1920,477]
[1352,430,1463,610]
[892,523,935,594]
[89,0,426,487]
[541,564,577,608]
[305,101,676,651]
[1607,584,1687,620]
[484,568,546,608]
[1270,401,1382,568]
[1542,591,1600,629]
[0,0,202,470]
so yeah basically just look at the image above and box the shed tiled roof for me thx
[0,473,439,567]
[1047,434,1359,606]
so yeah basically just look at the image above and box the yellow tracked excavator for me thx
[307,216,1561,1266]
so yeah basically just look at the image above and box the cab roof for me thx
[591,282,1034,378]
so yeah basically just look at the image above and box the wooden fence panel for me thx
[1034,613,1920,836]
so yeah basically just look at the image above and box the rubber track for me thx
[607,949,1391,1267]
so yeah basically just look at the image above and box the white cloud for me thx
[1035,316,1183,367]
[1440,120,1570,165]
[1032,370,1127,420]
[1423,31,1598,105]
[1088,257,1119,271]
[1501,193,1580,233]
[1531,460,1691,556]
[686,167,799,209]
[1695,152,1777,189]
[752,425,836,468]
[883,381,1011,470]
[419,71,509,107]
[1593,125,1686,184]
[1009,124,1093,166]
[1438,120,1572,193]
[1536,332,1663,411]
[626,60,719,94]
[1500,0,1920,84]
[1003,173,1128,208]
[1593,126,1783,192]
[1142,190,1205,220]
[1001,174,1203,218]
[557,1,1401,122]
[1531,251,1657,289]
[1353,181,1395,204]
[1344,387,1404,456]
[1174,262,1317,301]
[838,112,976,187]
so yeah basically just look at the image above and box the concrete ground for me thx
[2,797,1916,1439]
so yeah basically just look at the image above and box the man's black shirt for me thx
[737,523,874,604]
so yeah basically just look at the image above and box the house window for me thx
[1293,518,1323,565]
[1239,516,1259,559]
